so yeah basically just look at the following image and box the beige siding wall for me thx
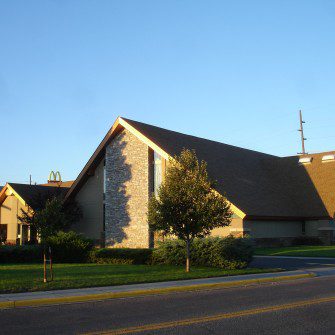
[105,129,150,248]
[0,195,27,243]
[305,220,334,236]
[210,217,244,237]
[244,220,303,238]
[74,159,104,242]
[211,219,334,240]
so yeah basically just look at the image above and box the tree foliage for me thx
[148,149,232,271]
[18,196,82,242]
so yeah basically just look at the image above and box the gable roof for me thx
[66,116,334,220]
[0,183,70,210]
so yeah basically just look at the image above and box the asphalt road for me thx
[1,275,335,334]
[251,255,335,270]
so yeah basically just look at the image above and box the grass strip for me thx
[0,273,315,309]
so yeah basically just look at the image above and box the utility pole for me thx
[298,110,307,155]
[29,175,32,185]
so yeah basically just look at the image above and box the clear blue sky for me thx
[1,0,335,184]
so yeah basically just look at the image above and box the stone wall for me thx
[105,129,151,248]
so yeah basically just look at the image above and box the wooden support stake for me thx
[43,249,47,283]
[49,246,53,281]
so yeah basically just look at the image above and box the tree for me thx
[18,195,82,282]
[148,149,232,272]
[18,196,82,242]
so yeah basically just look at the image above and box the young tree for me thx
[18,195,82,282]
[148,149,232,272]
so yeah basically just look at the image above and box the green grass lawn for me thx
[0,263,275,294]
[255,245,335,258]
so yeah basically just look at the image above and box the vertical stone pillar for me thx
[105,129,150,248]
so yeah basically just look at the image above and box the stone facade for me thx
[105,129,151,248]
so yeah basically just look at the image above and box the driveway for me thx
[251,255,335,270]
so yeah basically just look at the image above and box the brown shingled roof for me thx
[123,118,330,219]
[296,152,335,218]
[1,183,70,211]
[67,117,334,220]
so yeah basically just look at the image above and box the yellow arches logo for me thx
[48,171,62,183]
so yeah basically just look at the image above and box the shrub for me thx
[207,236,254,269]
[292,236,323,246]
[150,239,186,266]
[0,245,42,263]
[47,231,93,263]
[151,236,254,269]
[89,248,153,265]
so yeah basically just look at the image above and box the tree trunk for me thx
[186,237,191,273]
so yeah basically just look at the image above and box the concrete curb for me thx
[0,273,315,310]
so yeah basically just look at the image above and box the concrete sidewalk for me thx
[2,267,334,309]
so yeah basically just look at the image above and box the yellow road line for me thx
[85,295,335,335]
[0,273,314,310]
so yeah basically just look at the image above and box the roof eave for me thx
[0,183,27,207]
[0,183,8,204]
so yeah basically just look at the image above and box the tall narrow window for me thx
[153,152,162,196]
[103,203,106,233]
[103,159,106,196]
[103,159,106,236]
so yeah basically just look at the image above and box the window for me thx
[103,159,106,196]
[103,203,106,233]
[0,224,7,244]
[322,154,335,162]
[299,157,312,164]
[103,159,106,233]
[153,152,162,196]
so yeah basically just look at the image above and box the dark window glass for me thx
[0,224,7,243]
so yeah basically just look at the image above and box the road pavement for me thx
[1,273,335,334]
